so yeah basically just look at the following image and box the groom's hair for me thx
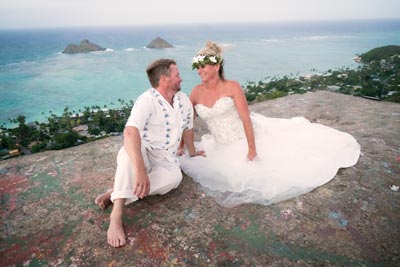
[146,59,176,88]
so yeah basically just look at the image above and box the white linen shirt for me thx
[126,88,193,164]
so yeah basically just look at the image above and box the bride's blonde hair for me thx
[197,41,223,58]
[196,41,225,80]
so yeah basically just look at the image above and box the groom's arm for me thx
[123,126,150,198]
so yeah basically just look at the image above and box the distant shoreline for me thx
[1,18,400,31]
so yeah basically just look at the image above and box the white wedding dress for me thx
[179,97,361,207]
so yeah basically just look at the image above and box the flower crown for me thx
[192,54,222,69]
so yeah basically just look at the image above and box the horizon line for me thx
[1,17,400,31]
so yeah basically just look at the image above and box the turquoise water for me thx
[1,20,399,126]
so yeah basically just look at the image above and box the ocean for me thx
[1,19,399,127]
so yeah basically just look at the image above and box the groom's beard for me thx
[171,84,181,92]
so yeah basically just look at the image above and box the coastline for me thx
[1,43,399,160]
[1,19,400,125]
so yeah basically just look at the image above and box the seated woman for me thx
[179,41,361,208]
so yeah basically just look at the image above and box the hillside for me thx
[1,91,399,266]
[360,45,400,63]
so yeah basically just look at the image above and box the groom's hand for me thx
[133,173,150,199]
[176,147,185,156]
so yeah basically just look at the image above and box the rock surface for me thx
[62,39,106,54]
[1,91,399,266]
[146,37,174,49]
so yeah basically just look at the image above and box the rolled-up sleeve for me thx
[126,95,154,130]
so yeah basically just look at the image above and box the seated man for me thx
[98,58,203,247]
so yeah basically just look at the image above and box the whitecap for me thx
[5,60,38,68]
[90,48,114,55]
[294,35,356,41]
[262,39,286,44]
[218,43,234,52]
[219,43,233,48]
[294,36,331,41]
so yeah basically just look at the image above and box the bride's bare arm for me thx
[182,128,205,157]
[230,81,257,160]
[179,88,205,157]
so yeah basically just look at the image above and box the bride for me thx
[179,41,361,207]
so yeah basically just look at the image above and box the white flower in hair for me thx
[191,54,222,69]
[192,55,204,64]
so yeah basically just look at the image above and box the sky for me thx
[0,0,399,29]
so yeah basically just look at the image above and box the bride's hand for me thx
[190,150,206,157]
[247,150,257,161]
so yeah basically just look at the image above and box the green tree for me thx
[52,131,80,150]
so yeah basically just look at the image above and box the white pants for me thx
[110,146,182,205]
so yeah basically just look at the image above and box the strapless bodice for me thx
[195,97,246,144]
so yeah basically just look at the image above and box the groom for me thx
[101,58,204,247]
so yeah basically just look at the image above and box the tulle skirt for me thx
[179,113,361,207]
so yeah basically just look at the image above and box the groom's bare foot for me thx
[107,211,126,247]
[95,189,112,210]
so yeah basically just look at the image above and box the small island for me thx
[146,37,174,49]
[62,39,106,54]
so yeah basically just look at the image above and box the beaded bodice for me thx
[195,97,245,144]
